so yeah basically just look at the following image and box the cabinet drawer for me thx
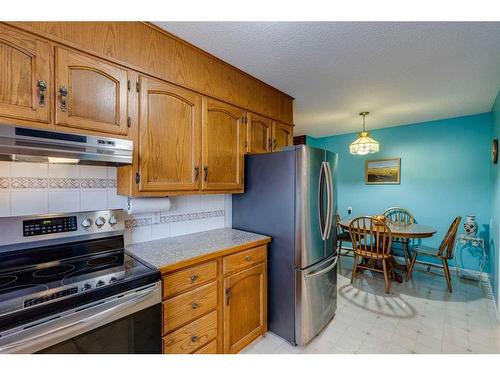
[163,281,217,334]
[163,260,217,298]
[163,310,218,354]
[223,245,267,275]
[194,340,217,354]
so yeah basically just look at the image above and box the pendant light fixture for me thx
[349,112,379,155]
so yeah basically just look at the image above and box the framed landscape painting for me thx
[365,158,401,184]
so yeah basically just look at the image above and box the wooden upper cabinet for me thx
[0,24,50,124]
[202,98,245,191]
[247,113,272,154]
[54,47,129,136]
[223,263,267,354]
[138,76,201,192]
[272,121,293,151]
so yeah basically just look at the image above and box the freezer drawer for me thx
[295,253,338,345]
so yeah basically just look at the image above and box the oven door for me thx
[0,282,162,354]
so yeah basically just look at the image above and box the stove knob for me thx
[95,216,106,228]
[109,277,118,284]
[96,280,105,287]
[109,215,118,226]
[82,283,92,291]
[81,218,92,229]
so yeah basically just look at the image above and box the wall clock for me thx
[493,139,498,164]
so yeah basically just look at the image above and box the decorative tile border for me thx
[0,177,9,189]
[49,178,80,189]
[0,176,117,190]
[80,178,109,189]
[11,177,48,189]
[125,209,226,229]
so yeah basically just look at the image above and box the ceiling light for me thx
[349,112,379,156]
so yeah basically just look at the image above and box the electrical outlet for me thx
[347,207,352,215]
[153,212,161,225]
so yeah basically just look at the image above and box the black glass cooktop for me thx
[0,235,159,332]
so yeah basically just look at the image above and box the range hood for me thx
[0,124,133,166]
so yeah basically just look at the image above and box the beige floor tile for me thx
[243,257,499,355]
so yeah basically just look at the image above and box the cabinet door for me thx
[55,47,129,136]
[247,113,272,154]
[223,263,267,353]
[0,24,50,124]
[272,121,293,151]
[138,77,201,192]
[202,98,245,191]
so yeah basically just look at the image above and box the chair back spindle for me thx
[383,207,415,226]
[349,217,392,260]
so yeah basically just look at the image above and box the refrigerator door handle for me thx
[317,161,327,240]
[304,255,338,279]
[324,161,334,240]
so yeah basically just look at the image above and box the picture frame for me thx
[365,158,401,185]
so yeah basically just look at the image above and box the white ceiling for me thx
[154,22,500,137]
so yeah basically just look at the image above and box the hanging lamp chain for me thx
[359,111,369,132]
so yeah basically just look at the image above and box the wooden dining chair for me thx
[336,213,355,270]
[405,216,461,292]
[349,217,393,294]
[383,207,415,271]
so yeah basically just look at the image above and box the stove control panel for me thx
[23,216,77,237]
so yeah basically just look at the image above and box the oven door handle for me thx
[0,284,158,353]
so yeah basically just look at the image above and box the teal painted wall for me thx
[309,113,493,271]
[489,90,500,304]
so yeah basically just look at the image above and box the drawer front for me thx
[163,310,218,354]
[194,340,217,354]
[163,281,218,334]
[163,260,217,298]
[223,245,267,275]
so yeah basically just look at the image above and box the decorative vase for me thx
[463,215,478,237]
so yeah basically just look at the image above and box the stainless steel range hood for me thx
[0,124,133,166]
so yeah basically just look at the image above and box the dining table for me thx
[338,217,437,282]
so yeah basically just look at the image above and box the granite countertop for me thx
[126,228,270,272]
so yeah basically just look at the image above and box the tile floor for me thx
[242,256,499,354]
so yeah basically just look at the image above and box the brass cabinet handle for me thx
[191,302,199,310]
[37,80,47,107]
[203,166,208,182]
[268,138,272,150]
[191,335,198,343]
[244,256,252,261]
[273,139,277,150]
[58,86,68,112]
[225,288,231,306]
[194,167,200,181]
[190,275,198,282]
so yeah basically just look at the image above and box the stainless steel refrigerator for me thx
[232,145,338,346]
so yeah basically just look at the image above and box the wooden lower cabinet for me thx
[194,339,218,354]
[223,263,267,354]
[160,242,268,354]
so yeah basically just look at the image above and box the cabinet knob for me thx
[191,335,198,343]
[245,256,252,261]
[37,80,47,107]
[59,86,68,112]
[194,167,200,181]
[203,166,208,182]
[191,302,199,310]
[190,275,198,282]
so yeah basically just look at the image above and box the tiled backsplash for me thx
[0,162,125,216]
[0,161,232,245]
[124,195,231,244]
